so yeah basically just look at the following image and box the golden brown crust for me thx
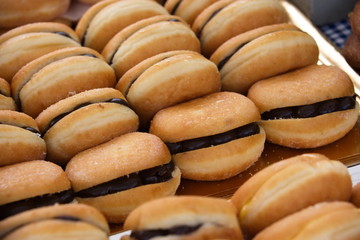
[0,160,71,205]
[118,51,221,127]
[65,132,171,191]
[253,201,360,240]
[0,78,16,110]
[75,0,169,52]
[192,0,289,57]
[35,88,138,165]
[0,23,80,83]
[351,182,360,207]
[102,15,200,78]
[173,128,265,181]
[11,47,116,118]
[231,153,353,236]
[150,92,260,142]
[35,87,126,133]
[213,30,318,94]
[0,0,71,28]
[3,220,108,240]
[76,167,181,223]
[0,110,46,166]
[165,0,220,25]
[123,196,243,240]
[0,203,110,237]
[11,46,105,105]
[248,65,355,112]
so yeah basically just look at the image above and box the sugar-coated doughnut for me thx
[102,15,200,78]
[0,22,80,83]
[210,23,319,94]
[192,0,289,57]
[122,196,243,240]
[247,64,359,149]
[36,88,139,166]
[75,0,169,52]
[150,91,266,181]
[254,201,360,240]
[0,203,110,240]
[0,110,46,166]
[11,46,116,118]
[116,50,221,129]
[0,160,74,221]
[65,132,181,223]
[231,153,352,236]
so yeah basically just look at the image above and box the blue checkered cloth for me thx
[318,19,352,48]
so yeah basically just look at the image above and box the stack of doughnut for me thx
[0,0,359,238]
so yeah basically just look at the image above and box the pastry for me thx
[192,0,289,57]
[0,78,16,110]
[102,15,200,78]
[149,91,266,181]
[35,87,139,166]
[247,64,359,148]
[0,22,80,83]
[122,196,243,240]
[0,160,74,221]
[75,0,169,52]
[0,203,110,240]
[164,0,220,25]
[231,153,353,236]
[253,201,360,240]
[350,182,360,207]
[210,23,319,94]
[65,132,181,223]
[0,110,46,167]
[0,0,71,28]
[11,46,117,118]
[343,34,360,69]
[116,50,221,129]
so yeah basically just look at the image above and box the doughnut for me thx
[0,78,16,110]
[247,64,359,148]
[0,160,74,221]
[11,46,116,118]
[192,0,289,57]
[231,153,352,236]
[0,0,71,28]
[116,50,221,129]
[343,34,360,69]
[122,196,243,240]
[149,91,266,181]
[35,88,139,166]
[210,23,319,94]
[102,15,200,78]
[0,110,46,167]
[65,132,181,223]
[254,201,360,240]
[0,203,110,240]
[0,22,80,83]
[350,182,360,207]
[75,0,169,52]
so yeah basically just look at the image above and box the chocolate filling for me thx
[261,95,356,120]
[0,189,74,221]
[109,18,181,65]
[196,7,224,38]
[0,122,41,137]
[217,41,249,70]
[166,122,260,155]
[76,161,175,198]
[41,98,128,136]
[131,224,202,240]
